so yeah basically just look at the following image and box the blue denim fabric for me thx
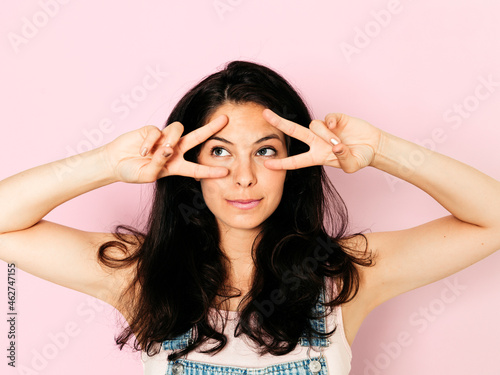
[161,288,330,374]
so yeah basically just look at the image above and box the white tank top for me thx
[141,278,352,374]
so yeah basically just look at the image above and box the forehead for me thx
[206,102,286,142]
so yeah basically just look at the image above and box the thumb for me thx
[331,143,359,174]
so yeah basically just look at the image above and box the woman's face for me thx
[197,102,288,234]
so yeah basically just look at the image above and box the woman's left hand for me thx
[262,109,383,173]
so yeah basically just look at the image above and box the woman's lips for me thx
[226,199,262,210]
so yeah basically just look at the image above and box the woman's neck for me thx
[216,226,260,311]
[218,225,260,267]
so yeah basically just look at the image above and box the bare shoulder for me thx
[76,230,143,327]
[95,232,142,320]
[335,233,378,346]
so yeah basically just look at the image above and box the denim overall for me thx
[161,287,330,375]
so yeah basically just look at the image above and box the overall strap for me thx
[162,327,195,351]
[298,285,330,347]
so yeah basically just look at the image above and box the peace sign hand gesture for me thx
[103,115,230,183]
[262,109,383,173]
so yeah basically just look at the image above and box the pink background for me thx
[1,1,500,374]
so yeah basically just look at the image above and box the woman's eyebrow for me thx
[206,134,283,145]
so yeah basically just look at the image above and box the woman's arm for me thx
[333,129,500,345]
[0,117,230,309]
[357,130,500,305]
[0,146,127,306]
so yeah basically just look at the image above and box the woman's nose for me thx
[232,159,257,187]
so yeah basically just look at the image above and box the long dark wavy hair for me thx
[97,60,373,361]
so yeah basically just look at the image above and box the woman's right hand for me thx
[102,115,230,183]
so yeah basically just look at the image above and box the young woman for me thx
[1,60,499,375]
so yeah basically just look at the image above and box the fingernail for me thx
[330,138,339,146]
[141,147,148,157]
[162,150,172,158]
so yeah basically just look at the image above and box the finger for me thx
[144,144,174,180]
[160,121,185,149]
[177,115,228,154]
[331,143,359,173]
[309,120,341,145]
[177,160,229,179]
[324,112,349,133]
[263,152,316,171]
[262,109,316,145]
[139,125,163,157]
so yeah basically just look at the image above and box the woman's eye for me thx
[257,147,277,157]
[211,147,230,157]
